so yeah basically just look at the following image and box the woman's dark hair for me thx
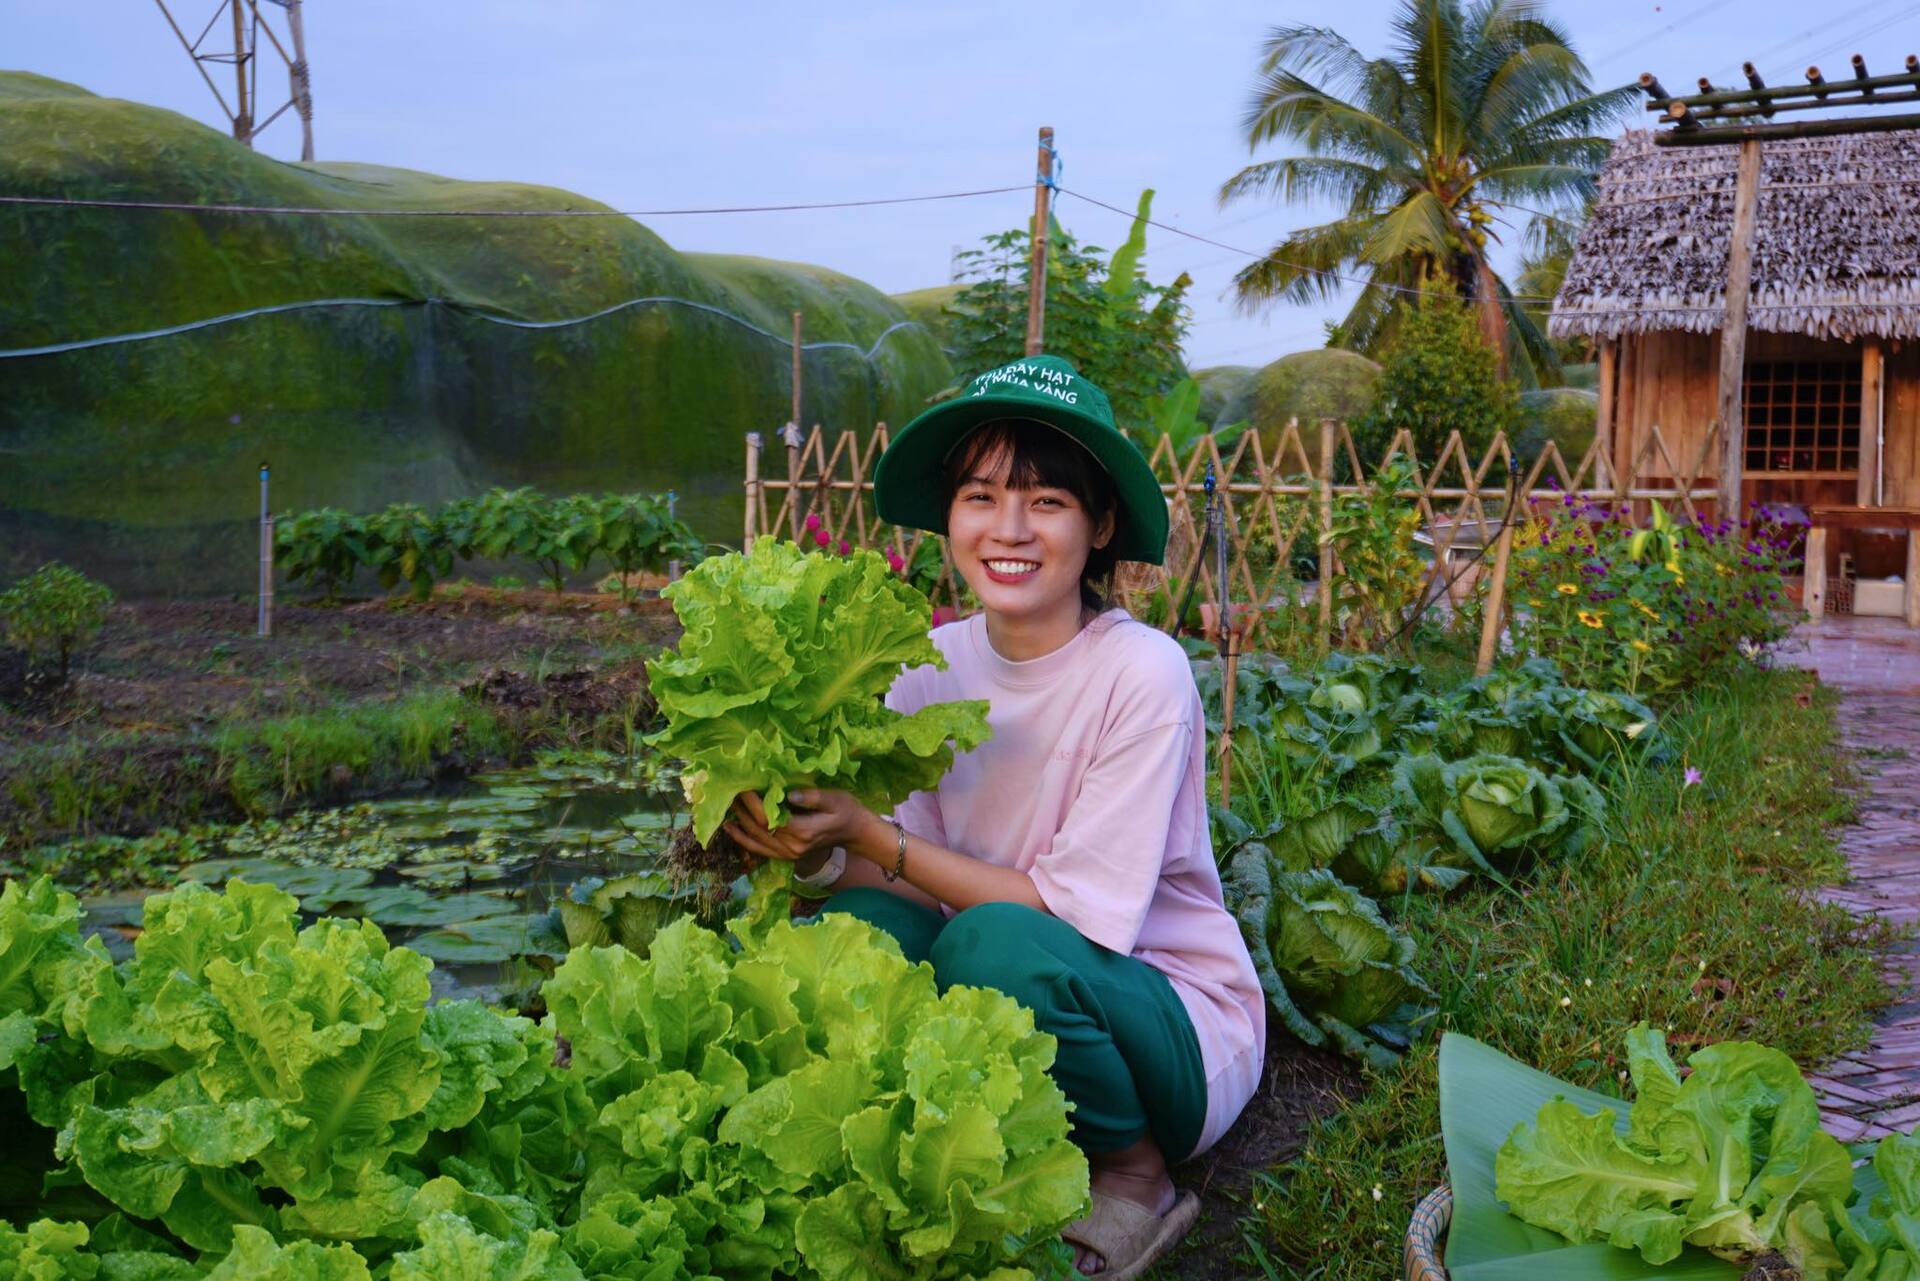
[939,419,1124,616]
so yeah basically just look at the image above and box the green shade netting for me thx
[0,72,955,594]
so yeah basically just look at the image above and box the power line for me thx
[1590,0,1742,73]
[0,184,1030,219]
[1057,186,1560,303]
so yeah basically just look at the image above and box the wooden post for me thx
[1475,522,1515,676]
[1907,532,1920,628]
[1715,137,1763,523]
[784,422,802,543]
[1024,127,1055,356]
[1317,419,1335,653]
[1860,340,1884,507]
[1614,335,1637,506]
[1595,339,1617,491]
[744,432,762,550]
[1804,525,1828,620]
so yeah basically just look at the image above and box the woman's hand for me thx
[723,789,885,865]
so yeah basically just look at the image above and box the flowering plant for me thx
[1506,493,1800,695]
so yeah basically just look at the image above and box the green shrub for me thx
[273,507,371,601]
[0,562,114,685]
[1354,289,1521,468]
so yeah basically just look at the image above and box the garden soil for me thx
[0,588,679,841]
[1153,1037,1359,1280]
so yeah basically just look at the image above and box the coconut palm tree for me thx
[1219,0,1633,384]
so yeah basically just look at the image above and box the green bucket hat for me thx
[874,355,1169,565]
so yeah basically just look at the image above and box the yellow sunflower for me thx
[1630,639,1652,653]
[1556,583,1579,595]
[1577,610,1605,629]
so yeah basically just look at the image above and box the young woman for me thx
[722,355,1265,1280]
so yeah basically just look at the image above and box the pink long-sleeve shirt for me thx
[884,608,1265,1154]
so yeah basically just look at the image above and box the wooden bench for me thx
[1804,506,1920,627]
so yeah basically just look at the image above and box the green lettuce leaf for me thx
[1496,1024,1851,1276]
[645,541,991,842]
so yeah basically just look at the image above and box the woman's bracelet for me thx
[882,819,908,882]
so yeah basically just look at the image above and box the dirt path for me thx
[1784,618,1920,1141]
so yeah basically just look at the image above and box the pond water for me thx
[70,750,702,1005]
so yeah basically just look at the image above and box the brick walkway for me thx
[1781,618,1920,1141]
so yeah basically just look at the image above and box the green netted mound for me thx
[1207,349,1381,449]
[1192,365,1258,429]
[889,284,963,351]
[0,72,951,594]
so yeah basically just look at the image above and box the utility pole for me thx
[1024,126,1055,356]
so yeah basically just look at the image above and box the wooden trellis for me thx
[742,417,1722,651]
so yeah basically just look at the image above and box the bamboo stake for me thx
[1714,137,1762,522]
[1475,522,1515,676]
[744,432,762,550]
[1317,420,1335,654]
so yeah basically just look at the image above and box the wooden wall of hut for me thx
[1885,342,1920,508]
[1609,330,1920,580]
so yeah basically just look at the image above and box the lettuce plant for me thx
[1,869,1088,1279]
[646,541,991,843]
[1496,1024,1852,1274]
[543,864,1088,1279]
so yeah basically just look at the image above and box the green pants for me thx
[823,889,1208,1160]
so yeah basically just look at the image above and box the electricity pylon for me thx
[152,0,315,160]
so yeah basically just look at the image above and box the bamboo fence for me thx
[742,417,1723,653]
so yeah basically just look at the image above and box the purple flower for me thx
[1683,766,1703,788]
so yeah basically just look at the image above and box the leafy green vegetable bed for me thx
[0,867,1088,1278]
[1218,668,1882,1281]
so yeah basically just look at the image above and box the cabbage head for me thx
[1225,854,1432,1068]
[1394,753,1591,875]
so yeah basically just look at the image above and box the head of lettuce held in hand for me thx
[658,355,1266,1281]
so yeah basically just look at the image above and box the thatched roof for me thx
[1550,128,1920,341]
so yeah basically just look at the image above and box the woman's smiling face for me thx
[945,432,1114,626]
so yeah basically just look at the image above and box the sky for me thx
[8,0,1920,370]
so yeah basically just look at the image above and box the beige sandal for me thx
[1060,1189,1201,1279]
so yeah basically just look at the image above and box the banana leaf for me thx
[1438,1033,1738,1280]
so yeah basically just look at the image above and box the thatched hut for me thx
[1552,128,1920,590]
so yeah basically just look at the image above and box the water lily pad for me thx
[397,859,515,888]
[618,810,676,833]
[486,784,553,800]
[406,912,569,964]
[81,891,157,929]
[446,795,542,814]
[441,811,542,836]
[352,887,518,928]
[379,824,454,844]
[181,856,279,883]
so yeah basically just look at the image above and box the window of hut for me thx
[1742,358,1862,477]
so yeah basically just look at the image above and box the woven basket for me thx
[1403,1185,1453,1281]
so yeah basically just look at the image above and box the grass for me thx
[210,689,516,816]
[1233,667,1888,1280]
[0,684,655,849]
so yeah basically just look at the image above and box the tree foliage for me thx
[1355,291,1522,466]
[1217,0,1634,385]
[943,191,1191,430]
